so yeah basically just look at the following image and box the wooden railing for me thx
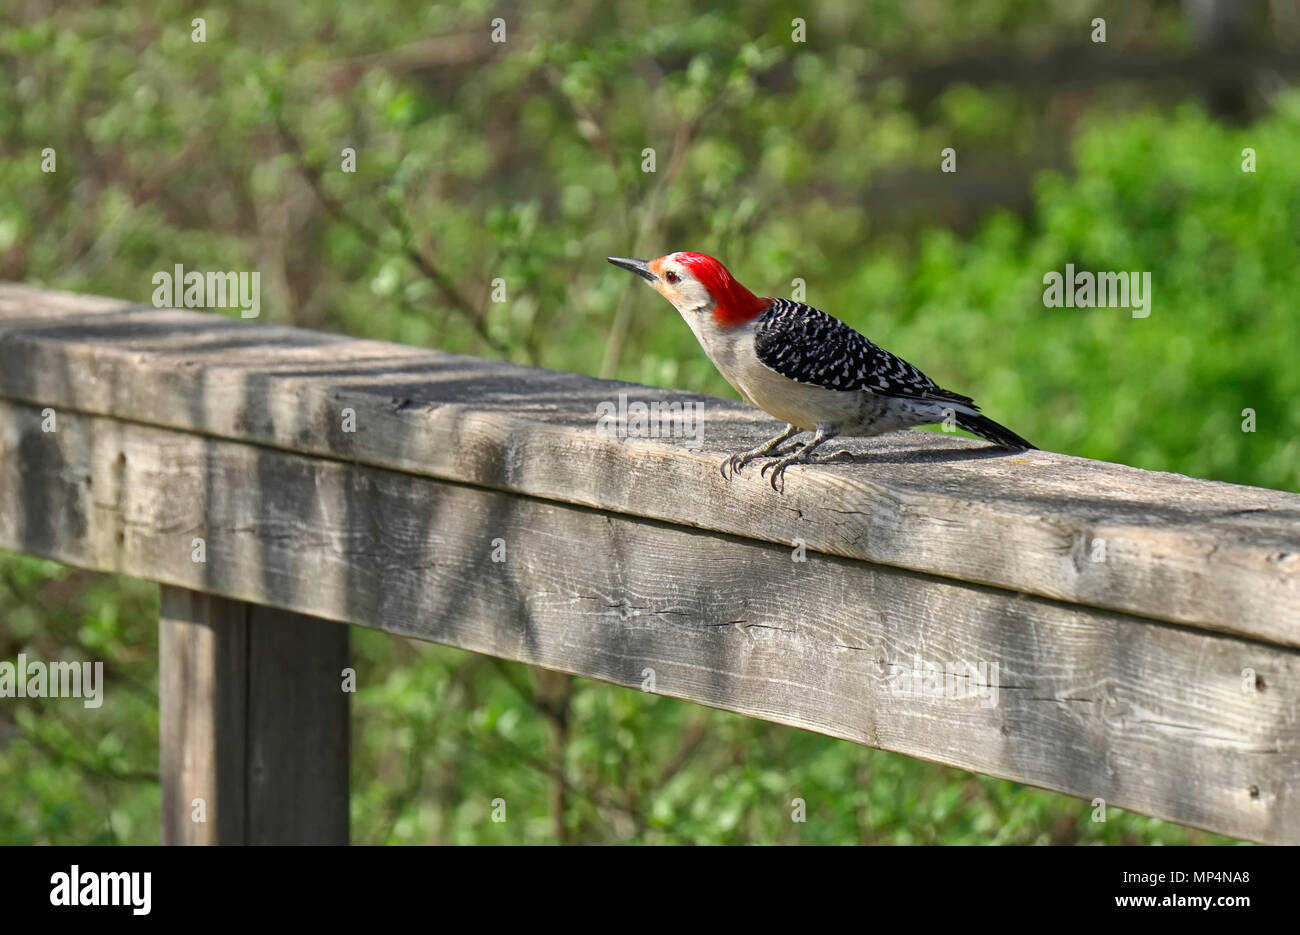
[1,284,1297,844]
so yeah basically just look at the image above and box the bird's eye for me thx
[665,271,679,284]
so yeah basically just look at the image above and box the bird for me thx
[607,251,1034,491]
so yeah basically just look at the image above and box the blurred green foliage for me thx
[1,0,1288,843]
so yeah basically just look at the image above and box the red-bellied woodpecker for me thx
[607,251,1035,491]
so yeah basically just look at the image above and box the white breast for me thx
[681,312,863,431]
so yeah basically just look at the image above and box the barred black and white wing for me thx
[752,298,976,407]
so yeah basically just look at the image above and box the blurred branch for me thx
[584,78,735,378]
[487,656,535,705]
[378,690,440,844]
[531,667,574,845]
[486,658,643,842]
[655,715,707,788]
[543,65,625,173]
[469,724,638,838]
[18,719,157,784]
[271,106,511,356]
[872,43,1300,104]
[379,199,513,358]
[326,33,505,92]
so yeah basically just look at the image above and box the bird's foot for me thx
[719,425,802,479]
[757,437,850,492]
[759,451,808,492]
[721,441,802,478]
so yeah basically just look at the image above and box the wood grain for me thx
[158,587,349,845]
[1,284,1296,647]
[159,588,247,845]
[2,398,1296,843]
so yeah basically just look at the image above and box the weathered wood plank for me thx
[2,398,1295,843]
[158,586,349,845]
[159,588,247,845]
[0,284,1296,646]
[245,603,350,845]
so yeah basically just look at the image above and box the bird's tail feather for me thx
[955,413,1036,450]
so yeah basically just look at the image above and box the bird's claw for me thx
[757,445,854,492]
[719,436,801,480]
[720,426,848,492]
[759,453,804,492]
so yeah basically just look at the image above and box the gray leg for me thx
[720,423,802,479]
[759,423,850,492]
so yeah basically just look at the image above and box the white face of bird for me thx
[606,253,714,315]
[649,253,715,314]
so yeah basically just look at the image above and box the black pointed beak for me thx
[607,256,656,283]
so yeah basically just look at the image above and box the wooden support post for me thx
[159,587,350,845]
